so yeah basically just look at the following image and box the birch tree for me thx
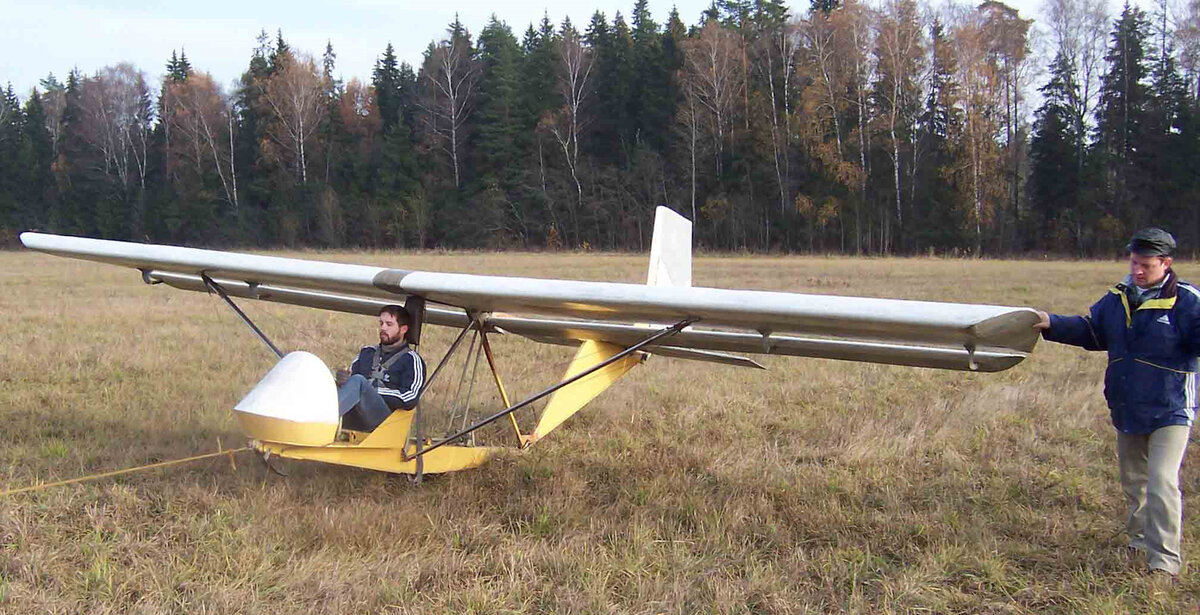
[874,0,924,251]
[951,11,1004,254]
[752,9,799,225]
[261,51,327,184]
[979,1,1032,249]
[1043,0,1109,171]
[166,73,238,210]
[682,20,745,177]
[78,64,153,237]
[1180,0,1200,97]
[676,70,705,222]
[844,0,876,253]
[38,74,67,158]
[543,22,593,242]
[420,22,479,189]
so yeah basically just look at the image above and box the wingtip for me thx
[17,231,44,249]
[970,309,1042,354]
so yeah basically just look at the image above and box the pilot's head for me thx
[378,305,410,345]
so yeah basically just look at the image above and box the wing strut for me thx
[202,274,284,359]
[406,317,697,460]
[479,332,525,445]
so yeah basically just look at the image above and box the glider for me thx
[19,207,1040,479]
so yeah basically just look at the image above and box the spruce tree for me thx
[321,41,344,179]
[469,18,526,244]
[396,62,419,134]
[0,84,22,231]
[1029,52,1082,251]
[515,19,559,243]
[373,43,402,134]
[473,16,523,194]
[269,30,291,74]
[1094,3,1151,240]
[57,69,99,235]
[178,50,193,78]
[811,0,841,14]
[20,91,54,230]
[165,49,193,83]
[370,44,419,247]
[630,0,673,151]
[233,32,275,242]
[1144,29,1190,238]
[519,16,557,136]
[587,11,635,165]
[912,19,964,252]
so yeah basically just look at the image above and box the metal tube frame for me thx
[202,274,285,359]
[479,331,524,445]
[408,317,477,457]
[405,317,697,460]
[418,318,477,397]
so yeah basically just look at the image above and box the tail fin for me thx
[647,206,692,288]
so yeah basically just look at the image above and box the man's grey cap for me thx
[1126,227,1177,256]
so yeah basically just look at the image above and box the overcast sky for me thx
[1,0,1140,100]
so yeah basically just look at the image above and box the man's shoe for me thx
[1120,544,1146,565]
[1147,567,1177,589]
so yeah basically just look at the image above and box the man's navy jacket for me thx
[350,343,425,410]
[1044,270,1199,434]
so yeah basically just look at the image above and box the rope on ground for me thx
[0,446,251,497]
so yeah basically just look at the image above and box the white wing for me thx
[20,231,1040,372]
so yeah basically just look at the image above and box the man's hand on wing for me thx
[1034,310,1050,331]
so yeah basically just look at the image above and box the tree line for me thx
[2,0,1200,256]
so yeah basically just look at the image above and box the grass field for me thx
[0,249,1197,613]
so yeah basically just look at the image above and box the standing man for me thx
[336,305,425,431]
[1035,228,1195,577]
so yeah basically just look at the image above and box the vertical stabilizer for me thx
[647,206,692,288]
[529,206,691,444]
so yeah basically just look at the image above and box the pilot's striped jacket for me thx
[349,343,425,410]
[1043,269,1200,434]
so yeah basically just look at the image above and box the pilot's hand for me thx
[1033,311,1050,331]
[335,368,350,386]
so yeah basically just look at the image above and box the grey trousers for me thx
[337,374,392,431]
[1117,425,1191,575]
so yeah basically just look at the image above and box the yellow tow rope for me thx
[0,446,250,497]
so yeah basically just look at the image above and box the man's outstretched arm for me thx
[1035,301,1108,351]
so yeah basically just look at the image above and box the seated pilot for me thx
[335,305,425,431]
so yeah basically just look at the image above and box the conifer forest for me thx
[2,0,1199,256]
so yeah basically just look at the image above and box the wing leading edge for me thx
[20,232,1040,372]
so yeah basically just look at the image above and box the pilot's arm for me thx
[376,352,425,410]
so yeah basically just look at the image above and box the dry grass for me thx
[0,250,1197,614]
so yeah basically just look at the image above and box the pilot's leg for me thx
[338,374,392,431]
[337,374,372,416]
[352,389,392,431]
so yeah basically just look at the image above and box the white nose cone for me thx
[234,351,339,446]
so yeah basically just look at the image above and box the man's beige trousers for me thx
[1117,425,1191,575]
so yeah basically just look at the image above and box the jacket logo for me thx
[1157,314,1171,325]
